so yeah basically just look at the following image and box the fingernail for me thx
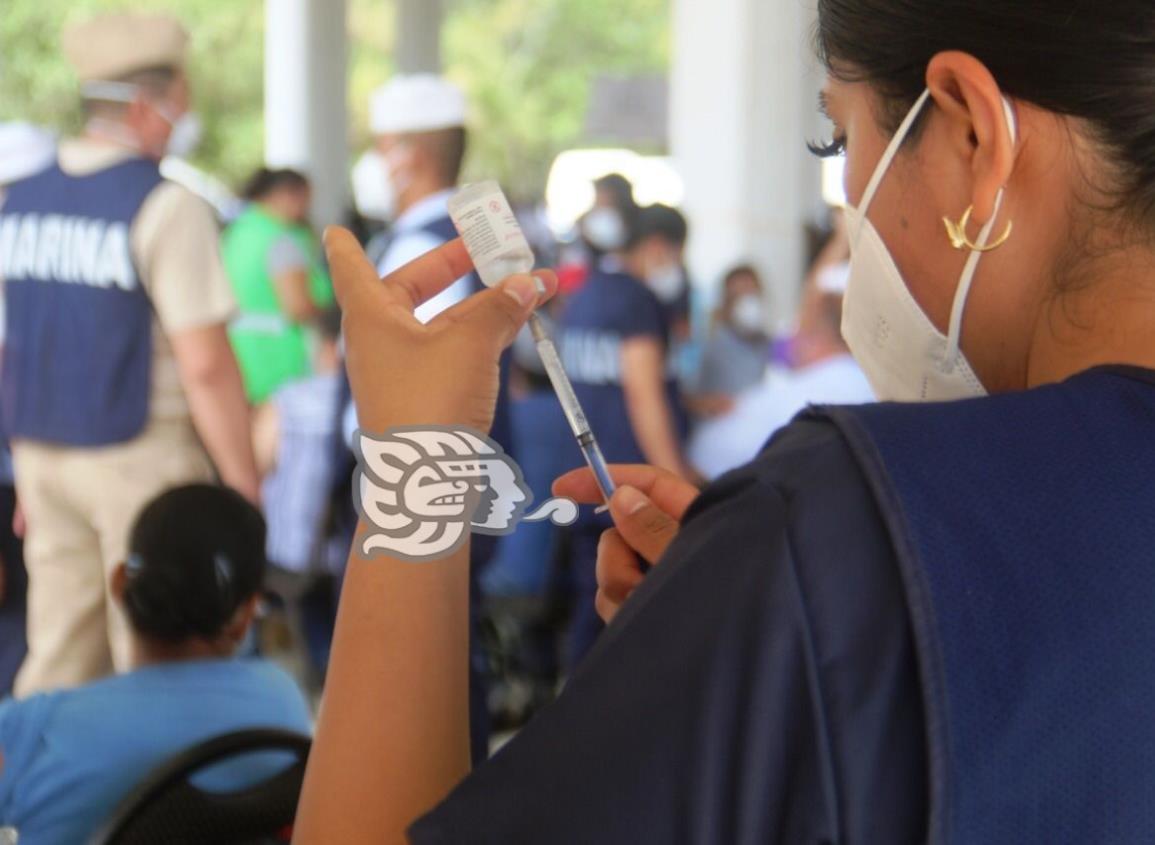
[533,275,547,296]
[503,275,538,307]
[616,485,648,515]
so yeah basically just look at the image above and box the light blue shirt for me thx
[375,189,472,324]
[0,658,311,844]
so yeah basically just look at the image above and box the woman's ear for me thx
[926,51,1017,226]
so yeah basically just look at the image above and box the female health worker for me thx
[294,0,1155,841]
[223,168,333,404]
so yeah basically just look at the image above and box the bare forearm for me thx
[621,339,687,476]
[293,538,472,844]
[184,364,260,501]
[275,269,321,323]
[627,394,685,475]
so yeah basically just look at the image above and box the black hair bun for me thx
[123,485,266,645]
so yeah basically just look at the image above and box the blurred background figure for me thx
[0,485,310,843]
[688,262,874,480]
[0,121,56,698]
[342,73,505,447]
[365,73,471,319]
[254,306,347,693]
[223,167,334,404]
[691,263,772,412]
[0,12,259,697]
[576,172,639,268]
[556,202,693,667]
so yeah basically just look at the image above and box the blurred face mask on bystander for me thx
[730,293,766,334]
[81,79,200,159]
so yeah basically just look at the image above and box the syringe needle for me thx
[529,313,616,507]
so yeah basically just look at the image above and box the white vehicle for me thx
[544,148,684,237]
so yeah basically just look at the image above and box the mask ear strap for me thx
[944,96,1018,365]
[858,88,933,215]
[80,80,142,104]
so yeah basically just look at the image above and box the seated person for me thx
[0,484,311,844]
[688,264,874,479]
[692,263,772,403]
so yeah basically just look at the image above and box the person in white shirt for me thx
[362,75,472,323]
[688,263,874,480]
[342,75,479,445]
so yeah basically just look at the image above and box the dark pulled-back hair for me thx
[242,167,310,202]
[816,0,1155,229]
[123,484,266,644]
[594,172,638,211]
[627,203,689,250]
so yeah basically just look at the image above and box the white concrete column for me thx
[670,0,824,331]
[396,0,442,74]
[264,0,349,227]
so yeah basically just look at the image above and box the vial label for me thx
[449,185,527,267]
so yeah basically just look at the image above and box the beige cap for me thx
[63,13,189,83]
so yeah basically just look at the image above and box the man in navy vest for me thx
[0,13,259,696]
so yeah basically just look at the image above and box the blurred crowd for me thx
[0,11,871,840]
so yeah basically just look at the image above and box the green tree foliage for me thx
[0,0,667,196]
[0,0,266,187]
[443,0,668,198]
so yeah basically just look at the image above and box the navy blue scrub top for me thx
[410,414,927,843]
[412,365,1155,844]
[558,267,686,466]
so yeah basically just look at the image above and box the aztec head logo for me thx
[355,427,578,562]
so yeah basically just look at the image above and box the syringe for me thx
[448,181,617,508]
[528,313,617,507]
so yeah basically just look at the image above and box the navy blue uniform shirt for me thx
[558,267,684,467]
[412,366,1155,844]
[411,414,926,843]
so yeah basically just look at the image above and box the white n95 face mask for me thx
[841,88,1018,402]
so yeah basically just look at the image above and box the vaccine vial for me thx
[448,180,618,508]
[447,181,536,287]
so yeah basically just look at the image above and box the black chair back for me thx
[90,728,311,845]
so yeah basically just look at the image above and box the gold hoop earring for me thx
[943,205,1013,253]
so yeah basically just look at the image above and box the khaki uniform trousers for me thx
[12,418,213,696]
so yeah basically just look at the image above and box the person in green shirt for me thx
[222,168,334,403]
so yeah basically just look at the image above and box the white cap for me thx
[369,74,467,135]
[816,261,850,295]
[0,123,56,186]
